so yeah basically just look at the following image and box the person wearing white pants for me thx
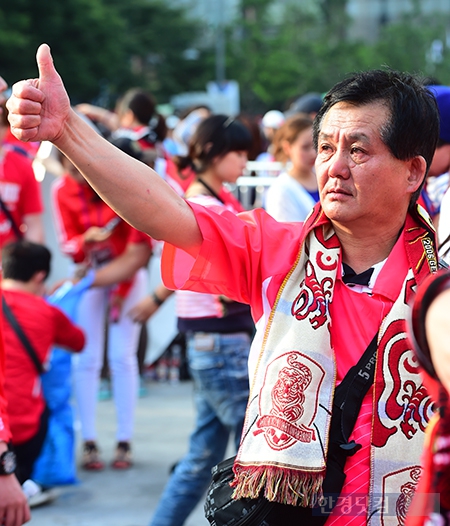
[73,267,147,468]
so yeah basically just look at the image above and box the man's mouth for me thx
[327,187,352,196]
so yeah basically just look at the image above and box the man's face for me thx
[315,101,422,232]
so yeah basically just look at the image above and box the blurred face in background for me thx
[213,150,248,184]
[283,126,316,172]
[428,143,450,178]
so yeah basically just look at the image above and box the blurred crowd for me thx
[3,73,450,526]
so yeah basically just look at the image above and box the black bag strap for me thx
[0,194,23,240]
[333,331,378,445]
[2,296,44,375]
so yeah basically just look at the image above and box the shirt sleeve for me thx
[13,152,44,216]
[161,202,303,322]
[51,179,87,263]
[52,306,85,352]
[0,293,11,442]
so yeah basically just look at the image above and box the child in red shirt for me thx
[1,241,85,500]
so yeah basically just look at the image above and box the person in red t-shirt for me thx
[0,101,44,246]
[1,240,84,506]
[51,154,149,471]
[0,75,30,526]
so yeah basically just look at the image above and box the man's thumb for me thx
[36,43,57,83]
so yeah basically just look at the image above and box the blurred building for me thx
[167,0,450,43]
[348,0,450,41]
[167,0,240,27]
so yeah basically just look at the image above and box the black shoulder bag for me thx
[2,296,44,374]
[204,333,378,526]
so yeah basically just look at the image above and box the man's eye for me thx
[351,147,364,155]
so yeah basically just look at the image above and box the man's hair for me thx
[313,69,440,207]
[2,241,51,282]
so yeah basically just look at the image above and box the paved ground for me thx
[27,380,210,526]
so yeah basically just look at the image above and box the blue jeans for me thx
[149,331,251,526]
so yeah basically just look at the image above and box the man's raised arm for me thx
[6,44,202,255]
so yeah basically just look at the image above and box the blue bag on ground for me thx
[32,274,93,486]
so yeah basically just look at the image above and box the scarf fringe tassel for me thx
[231,464,325,507]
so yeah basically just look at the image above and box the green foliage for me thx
[1,0,450,114]
[0,0,126,101]
[103,0,215,104]
[227,0,450,113]
[372,14,450,83]
[0,0,214,105]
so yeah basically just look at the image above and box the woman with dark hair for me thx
[146,114,255,526]
[76,88,167,153]
[112,88,167,150]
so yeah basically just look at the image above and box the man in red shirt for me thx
[6,46,441,525]
[1,241,85,506]
[0,74,31,526]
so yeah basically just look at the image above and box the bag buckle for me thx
[339,440,361,456]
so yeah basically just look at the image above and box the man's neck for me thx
[2,279,38,295]
[333,220,404,274]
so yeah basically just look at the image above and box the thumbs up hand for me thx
[7,43,70,144]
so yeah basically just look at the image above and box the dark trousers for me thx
[13,406,49,485]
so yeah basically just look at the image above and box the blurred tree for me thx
[372,12,450,83]
[227,0,450,114]
[104,0,215,104]
[227,1,372,113]
[0,0,214,105]
[0,0,126,102]
[1,0,450,113]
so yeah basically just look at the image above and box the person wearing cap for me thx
[261,109,285,143]
[259,110,285,154]
[285,91,324,120]
[255,110,286,178]
[425,85,450,261]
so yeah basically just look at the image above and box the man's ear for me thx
[408,155,427,192]
[32,270,47,285]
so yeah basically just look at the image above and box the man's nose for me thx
[327,150,350,179]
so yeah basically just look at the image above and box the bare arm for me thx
[92,242,152,288]
[22,213,44,244]
[75,103,119,132]
[128,286,174,323]
[7,44,202,255]
[0,442,30,526]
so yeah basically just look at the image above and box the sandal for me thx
[111,441,132,469]
[82,441,104,471]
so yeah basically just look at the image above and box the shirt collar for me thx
[338,230,408,301]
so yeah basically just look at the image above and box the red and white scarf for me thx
[231,204,438,524]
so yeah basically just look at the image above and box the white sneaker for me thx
[22,479,58,508]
